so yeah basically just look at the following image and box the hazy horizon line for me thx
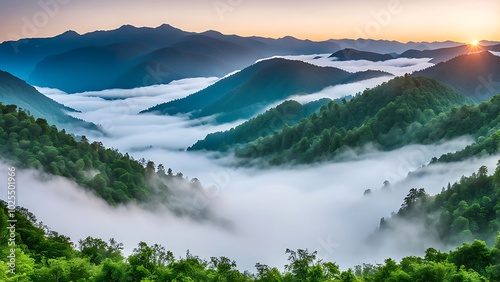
[3,22,497,45]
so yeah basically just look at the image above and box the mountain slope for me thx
[414,51,500,102]
[398,44,484,63]
[235,75,472,165]
[142,58,389,122]
[0,103,204,209]
[329,48,394,61]
[380,164,500,247]
[188,98,335,151]
[29,34,267,92]
[28,42,152,93]
[0,70,98,132]
[1,24,341,92]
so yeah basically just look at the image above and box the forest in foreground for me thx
[1,198,499,282]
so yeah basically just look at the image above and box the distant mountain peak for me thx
[58,30,79,37]
[329,48,393,61]
[118,24,136,29]
[155,23,185,32]
[201,30,224,36]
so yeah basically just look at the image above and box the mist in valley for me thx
[2,56,497,272]
[2,140,498,272]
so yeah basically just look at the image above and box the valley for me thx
[0,2,499,279]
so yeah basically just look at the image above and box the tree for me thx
[94,258,129,282]
[400,188,428,211]
[340,268,358,282]
[255,263,282,282]
[449,240,491,275]
[4,248,34,282]
[78,236,123,265]
[284,248,317,281]
[127,241,173,280]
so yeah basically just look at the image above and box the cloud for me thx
[1,139,497,272]
[259,54,434,76]
[490,51,500,57]
[25,64,498,273]
[38,77,244,150]
[288,76,393,104]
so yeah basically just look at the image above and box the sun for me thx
[466,40,482,54]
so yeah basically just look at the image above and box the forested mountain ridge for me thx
[401,165,500,243]
[411,93,500,163]
[374,164,500,282]
[142,58,389,123]
[0,103,200,209]
[235,75,472,165]
[188,98,335,152]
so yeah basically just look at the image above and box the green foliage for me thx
[0,103,200,206]
[383,164,500,247]
[78,237,124,265]
[189,98,336,152]
[2,200,500,281]
[236,75,472,165]
[415,94,500,162]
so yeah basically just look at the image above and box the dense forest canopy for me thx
[0,103,201,208]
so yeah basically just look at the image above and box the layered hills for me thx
[415,51,500,102]
[234,75,473,164]
[142,58,389,122]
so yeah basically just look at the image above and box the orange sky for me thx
[0,0,498,43]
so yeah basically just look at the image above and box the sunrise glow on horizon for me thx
[0,0,498,44]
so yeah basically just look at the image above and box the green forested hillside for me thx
[376,163,500,281]
[0,103,194,206]
[236,75,472,165]
[188,98,336,152]
[2,199,499,281]
[382,165,500,244]
[414,94,500,163]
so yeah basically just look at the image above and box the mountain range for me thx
[2,24,495,92]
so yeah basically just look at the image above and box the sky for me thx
[0,0,498,44]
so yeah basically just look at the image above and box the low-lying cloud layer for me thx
[259,54,434,76]
[2,140,498,272]
[9,59,495,272]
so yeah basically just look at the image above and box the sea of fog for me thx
[2,55,497,271]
